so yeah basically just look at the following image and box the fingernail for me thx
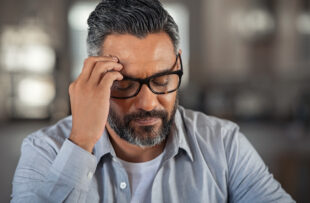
[112,56,118,61]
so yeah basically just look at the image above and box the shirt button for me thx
[120,182,127,190]
[87,172,93,179]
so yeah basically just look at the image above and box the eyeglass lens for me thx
[111,73,180,98]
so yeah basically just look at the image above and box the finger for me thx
[79,56,119,81]
[98,71,123,90]
[89,61,123,86]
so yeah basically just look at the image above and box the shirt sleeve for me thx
[224,127,295,203]
[11,136,97,203]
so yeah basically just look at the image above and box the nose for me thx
[134,84,158,111]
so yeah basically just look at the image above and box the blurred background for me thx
[0,0,310,202]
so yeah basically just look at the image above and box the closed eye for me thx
[151,75,170,87]
[152,80,169,86]
[112,81,135,91]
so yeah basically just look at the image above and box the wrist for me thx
[69,133,96,153]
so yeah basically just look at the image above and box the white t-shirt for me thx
[118,152,165,203]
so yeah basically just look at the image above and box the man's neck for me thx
[106,124,166,163]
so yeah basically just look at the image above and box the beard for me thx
[108,99,178,147]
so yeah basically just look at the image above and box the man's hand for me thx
[68,56,123,152]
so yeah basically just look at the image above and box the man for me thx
[11,0,294,202]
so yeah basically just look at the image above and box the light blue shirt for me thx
[11,106,294,202]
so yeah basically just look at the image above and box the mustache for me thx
[124,110,168,123]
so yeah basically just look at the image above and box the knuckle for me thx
[93,64,108,74]
[89,56,97,61]
[69,82,75,89]
[83,57,95,66]
[83,58,89,66]
[104,71,120,81]
[103,71,114,78]
[95,60,109,67]
[69,83,75,94]
[94,61,122,73]
[75,81,85,89]
[74,80,84,88]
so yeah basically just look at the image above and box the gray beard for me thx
[108,100,178,147]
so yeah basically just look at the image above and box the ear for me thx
[178,49,182,55]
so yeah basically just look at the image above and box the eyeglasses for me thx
[111,54,183,99]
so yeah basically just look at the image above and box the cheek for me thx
[158,92,177,113]
[110,99,132,116]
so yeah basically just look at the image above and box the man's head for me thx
[87,0,181,148]
[87,0,179,56]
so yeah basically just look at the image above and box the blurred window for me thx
[0,23,56,119]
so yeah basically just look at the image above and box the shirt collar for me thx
[92,128,116,164]
[92,106,194,164]
[168,106,194,162]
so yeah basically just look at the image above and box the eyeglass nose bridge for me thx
[132,77,158,97]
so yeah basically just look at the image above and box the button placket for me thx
[120,182,127,190]
[87,171,93,179]
[112,157,131,201]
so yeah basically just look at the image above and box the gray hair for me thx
[87,0,179,56]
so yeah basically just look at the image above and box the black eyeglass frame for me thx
[111,53,183,99]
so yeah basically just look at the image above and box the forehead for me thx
[101,32,176,77]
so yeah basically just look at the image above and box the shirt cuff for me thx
[49,139,97,190]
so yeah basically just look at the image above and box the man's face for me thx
[102,32,180,147]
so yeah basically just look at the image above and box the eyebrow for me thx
[120,55,178,79]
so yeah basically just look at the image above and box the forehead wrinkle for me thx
[119,60,160,78]
[121,67,172,79]
[119,59,172,79]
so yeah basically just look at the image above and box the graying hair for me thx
[87,0,179,56]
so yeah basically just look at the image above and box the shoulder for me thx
[176,106,243,162]
[177,105,239,141]
[22,116,73,155]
